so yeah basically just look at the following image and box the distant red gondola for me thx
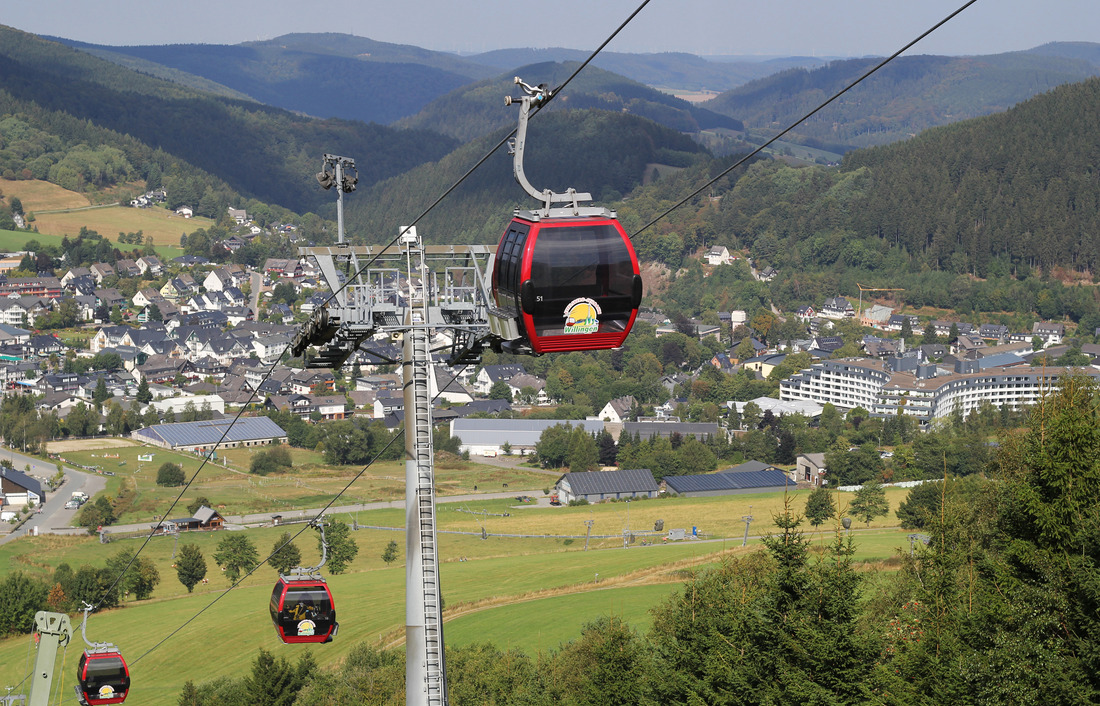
[77,649,130,705]
[269,577,338,644]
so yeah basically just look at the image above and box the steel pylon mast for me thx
[295,223,498,706]
[26,611,72,706]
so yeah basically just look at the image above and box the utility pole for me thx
[741,514,753,547]
[584,519,594,551]
[623,499,630,547]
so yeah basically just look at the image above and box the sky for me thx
[4,0,1099,58]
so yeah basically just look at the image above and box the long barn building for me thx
[132,417,287,452]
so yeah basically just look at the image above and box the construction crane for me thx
[855,283,904,323]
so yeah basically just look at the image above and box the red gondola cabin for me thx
[269,578,338,644]
[492,214,642,354]
[77,650,130,705]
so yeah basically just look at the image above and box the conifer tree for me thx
[136,376,152,403]
[176,544,206,593]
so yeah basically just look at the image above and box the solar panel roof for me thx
[663,470,794,494]
[563,468,658,496]
[134,416,286,448]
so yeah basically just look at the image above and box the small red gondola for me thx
[77,649,130,705]
[269,577,338,644]
[492,213,642,353]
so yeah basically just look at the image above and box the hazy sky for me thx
[5,0,1098,58]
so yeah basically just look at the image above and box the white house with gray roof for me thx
[450,418,604,456]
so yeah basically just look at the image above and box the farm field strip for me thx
[57,445,555,523]
[0,525,913,706]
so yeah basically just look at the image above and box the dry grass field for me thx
[46,438,140,453]
[2,179,95,211]
[2,179,207,255]
[56,443,554,523]
[33,205,199,253]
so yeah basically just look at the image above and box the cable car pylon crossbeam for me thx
[297,240,500,368]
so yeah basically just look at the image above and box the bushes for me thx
[156,462,185,487]
[77,496,116,532]
[250,446,293,475]
[0,571,48,635]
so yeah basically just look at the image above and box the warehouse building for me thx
[450,418,604,456]
[132,416,287,452]
[556,468,659,504]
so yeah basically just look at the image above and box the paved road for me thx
[0,448,106,545]
[98,490,544,536]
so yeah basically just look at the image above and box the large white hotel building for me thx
[780,357,1099,426]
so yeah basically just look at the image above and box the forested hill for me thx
[842,75,1100,275]
[467,47,827,92]
[394,61,742,142]
[702,49,1100,152]
[603,74,1100,324]
[0,25,458,215]
[54,34,488,125]
[345,109,711,245]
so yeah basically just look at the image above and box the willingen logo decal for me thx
[563,298,601,334]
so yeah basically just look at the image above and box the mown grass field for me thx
[444,583,679,654]
[0,523,912,706]
[0,227,69,251]
[56,443,555,524]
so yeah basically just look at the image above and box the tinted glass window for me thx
[82,655,129,696]
[528,223,635,338]
[283,587,332,609]
[494,223,529,305]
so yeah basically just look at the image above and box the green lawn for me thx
[0,226,183,260]
[445,583,679,654]
[0,522,914,705]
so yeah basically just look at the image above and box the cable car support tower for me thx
[294,225,497,706]
[294,75,620,705]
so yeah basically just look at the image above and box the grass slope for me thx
[0,465,916,705]
[0,528,910,705]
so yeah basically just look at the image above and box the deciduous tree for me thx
[323,521,358,574]
[214,534,259,582]
[270,532,302,576]
[156,462,185,487]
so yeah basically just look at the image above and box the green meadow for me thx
[2,436,919,706]
[0,527,912,706]
[0,477,917,705]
